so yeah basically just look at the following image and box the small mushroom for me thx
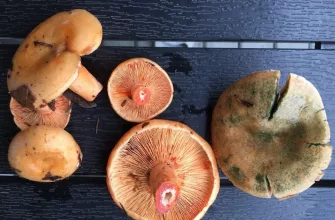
[10,95,71,130]
[212,70,332,199]
[106,119,220,219]
[107,58,174,122]
[8,125,82,182]
[7,9,103,109]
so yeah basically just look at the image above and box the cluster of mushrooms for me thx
[7,9,104,182]
[6,9,332,220]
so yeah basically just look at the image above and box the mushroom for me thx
[107,58,174,122]
[7,9,103,110]
[211,70,332,199]
[9,95,71,130]
[8,125,82,182]
[106,119,220,220]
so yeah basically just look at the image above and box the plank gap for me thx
[0,38,326,49]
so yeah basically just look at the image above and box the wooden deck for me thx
[1,1,334,219]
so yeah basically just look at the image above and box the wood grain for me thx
[1,177,334,220]
[0,46,334,181]
[0,0,335,41]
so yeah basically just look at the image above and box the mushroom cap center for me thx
[131,85,151,105]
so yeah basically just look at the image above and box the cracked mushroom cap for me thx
[107,58,174,122]
[8,125,82,182]
[7,9,102,109]
[10,95,71,130]
[211,70,332,199]
[106,119,220,220]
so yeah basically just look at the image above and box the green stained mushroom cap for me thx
[211,70,332,199]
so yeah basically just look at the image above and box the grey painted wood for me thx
[1,177,334,220]
[0,0,335,41]
[0,46,334,181]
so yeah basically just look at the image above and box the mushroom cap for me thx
[10,96,72,130]
[106,119,220,220]
[107,58,174,122]
[211,70,332,199]
[8,9,103,108]
[8,125,82,182]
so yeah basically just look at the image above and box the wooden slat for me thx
[0,46,334,180]
[1,177,334,219]
[1,0,335,41]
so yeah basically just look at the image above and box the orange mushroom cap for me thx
[107,58,174,122]
[106,119,220,220]
[8,125,82,182]
[10,95,71,130]
[212,70,332,199]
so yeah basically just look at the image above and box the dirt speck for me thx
[24,122,31,127]
[33,41,53,48]
[10,85,36,109]
[234,94,254,108]
[142,122,149,128]
[121,100,127,107]
[42,172,62,181]
[145,61,155,67]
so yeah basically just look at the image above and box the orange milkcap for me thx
[107,58,174,122]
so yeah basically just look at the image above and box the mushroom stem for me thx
[69,66,103,102]
[131,85,151,105]
[149,163,180,214]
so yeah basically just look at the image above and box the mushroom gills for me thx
[10,96,71,130]
[107,58,174,122]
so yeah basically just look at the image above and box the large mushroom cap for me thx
[106,119,220,220]
[107,58,174,122]
[8,125,82,182]
[10,95,71,130]
[8,9,103,108]
[212,70,332,199]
